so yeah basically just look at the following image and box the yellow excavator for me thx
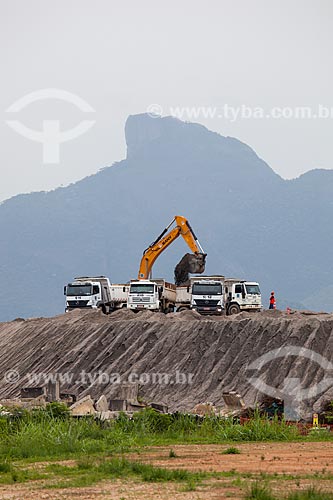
[138,215,206,282]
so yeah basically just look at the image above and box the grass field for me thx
[0,404,332,499]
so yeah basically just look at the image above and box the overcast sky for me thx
[1,0,332,201]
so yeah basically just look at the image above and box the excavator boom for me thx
[138,215,206,280]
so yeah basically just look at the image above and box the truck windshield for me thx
[246,284,261,295]
[66,285,92,296]
[192,283,222,295]
[130,284,154,294]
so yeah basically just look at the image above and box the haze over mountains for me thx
[0,113,332,321]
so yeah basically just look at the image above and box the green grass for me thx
[0,405,331,462]
[0,405,331,496]
[287,487,333,500]
[246,483,333,500]
[0,462,11,473]
[222,446,241,454]
[44,457,204,489]
[0,462,46,485]
[246,482,275,500]
[0,455,206,488]
[0,456,331,497]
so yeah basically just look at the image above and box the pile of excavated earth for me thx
[0,309,332,419]
[174,252,206,285]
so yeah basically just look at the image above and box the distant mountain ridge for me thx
[0,113,332,320]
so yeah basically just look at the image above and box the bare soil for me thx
[0,443,332,499]
[128,441,333,474]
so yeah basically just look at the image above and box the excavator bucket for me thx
[174,253,207,286]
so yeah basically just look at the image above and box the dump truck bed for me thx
[153,279,177,302]
[110,284,129,303]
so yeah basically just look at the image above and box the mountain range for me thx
[0,113,332,321]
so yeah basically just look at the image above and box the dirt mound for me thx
[108,308,137,321]
[0,311,332,417]
[174,253,206,285]
[169,309,204,321]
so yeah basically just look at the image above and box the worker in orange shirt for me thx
[269,291,276,309]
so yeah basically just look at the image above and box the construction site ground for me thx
[0,442,332,499]
[0,309,332,498]
[0,308,332,414]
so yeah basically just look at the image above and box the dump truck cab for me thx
[64,276,128,314]
[224,279,262,315]
[190,278,224,315]
[64,277,111,312]
[175,276,224,315]
[127,279,176,313]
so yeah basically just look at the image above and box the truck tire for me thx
[176,306,189,312]
[100,304,109,315]
[228,303,240,315]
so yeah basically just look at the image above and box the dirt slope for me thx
[0,310,332,416]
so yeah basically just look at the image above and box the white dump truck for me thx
[176,276,224,315]
[64,276,129,314]
[175,276,262,315]
[127,279,176,313]
[224,279,262,315]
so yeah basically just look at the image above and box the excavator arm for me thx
[138,215,206,280]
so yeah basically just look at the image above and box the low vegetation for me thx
[222,446,241,454]
[0,405,307,461]
[246,483,333,500]
[0,405,331,497]
[0,404,331,461]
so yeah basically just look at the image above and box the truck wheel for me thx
[176,306,188,312]
[228,304,240,315]
[100,304,108,315]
